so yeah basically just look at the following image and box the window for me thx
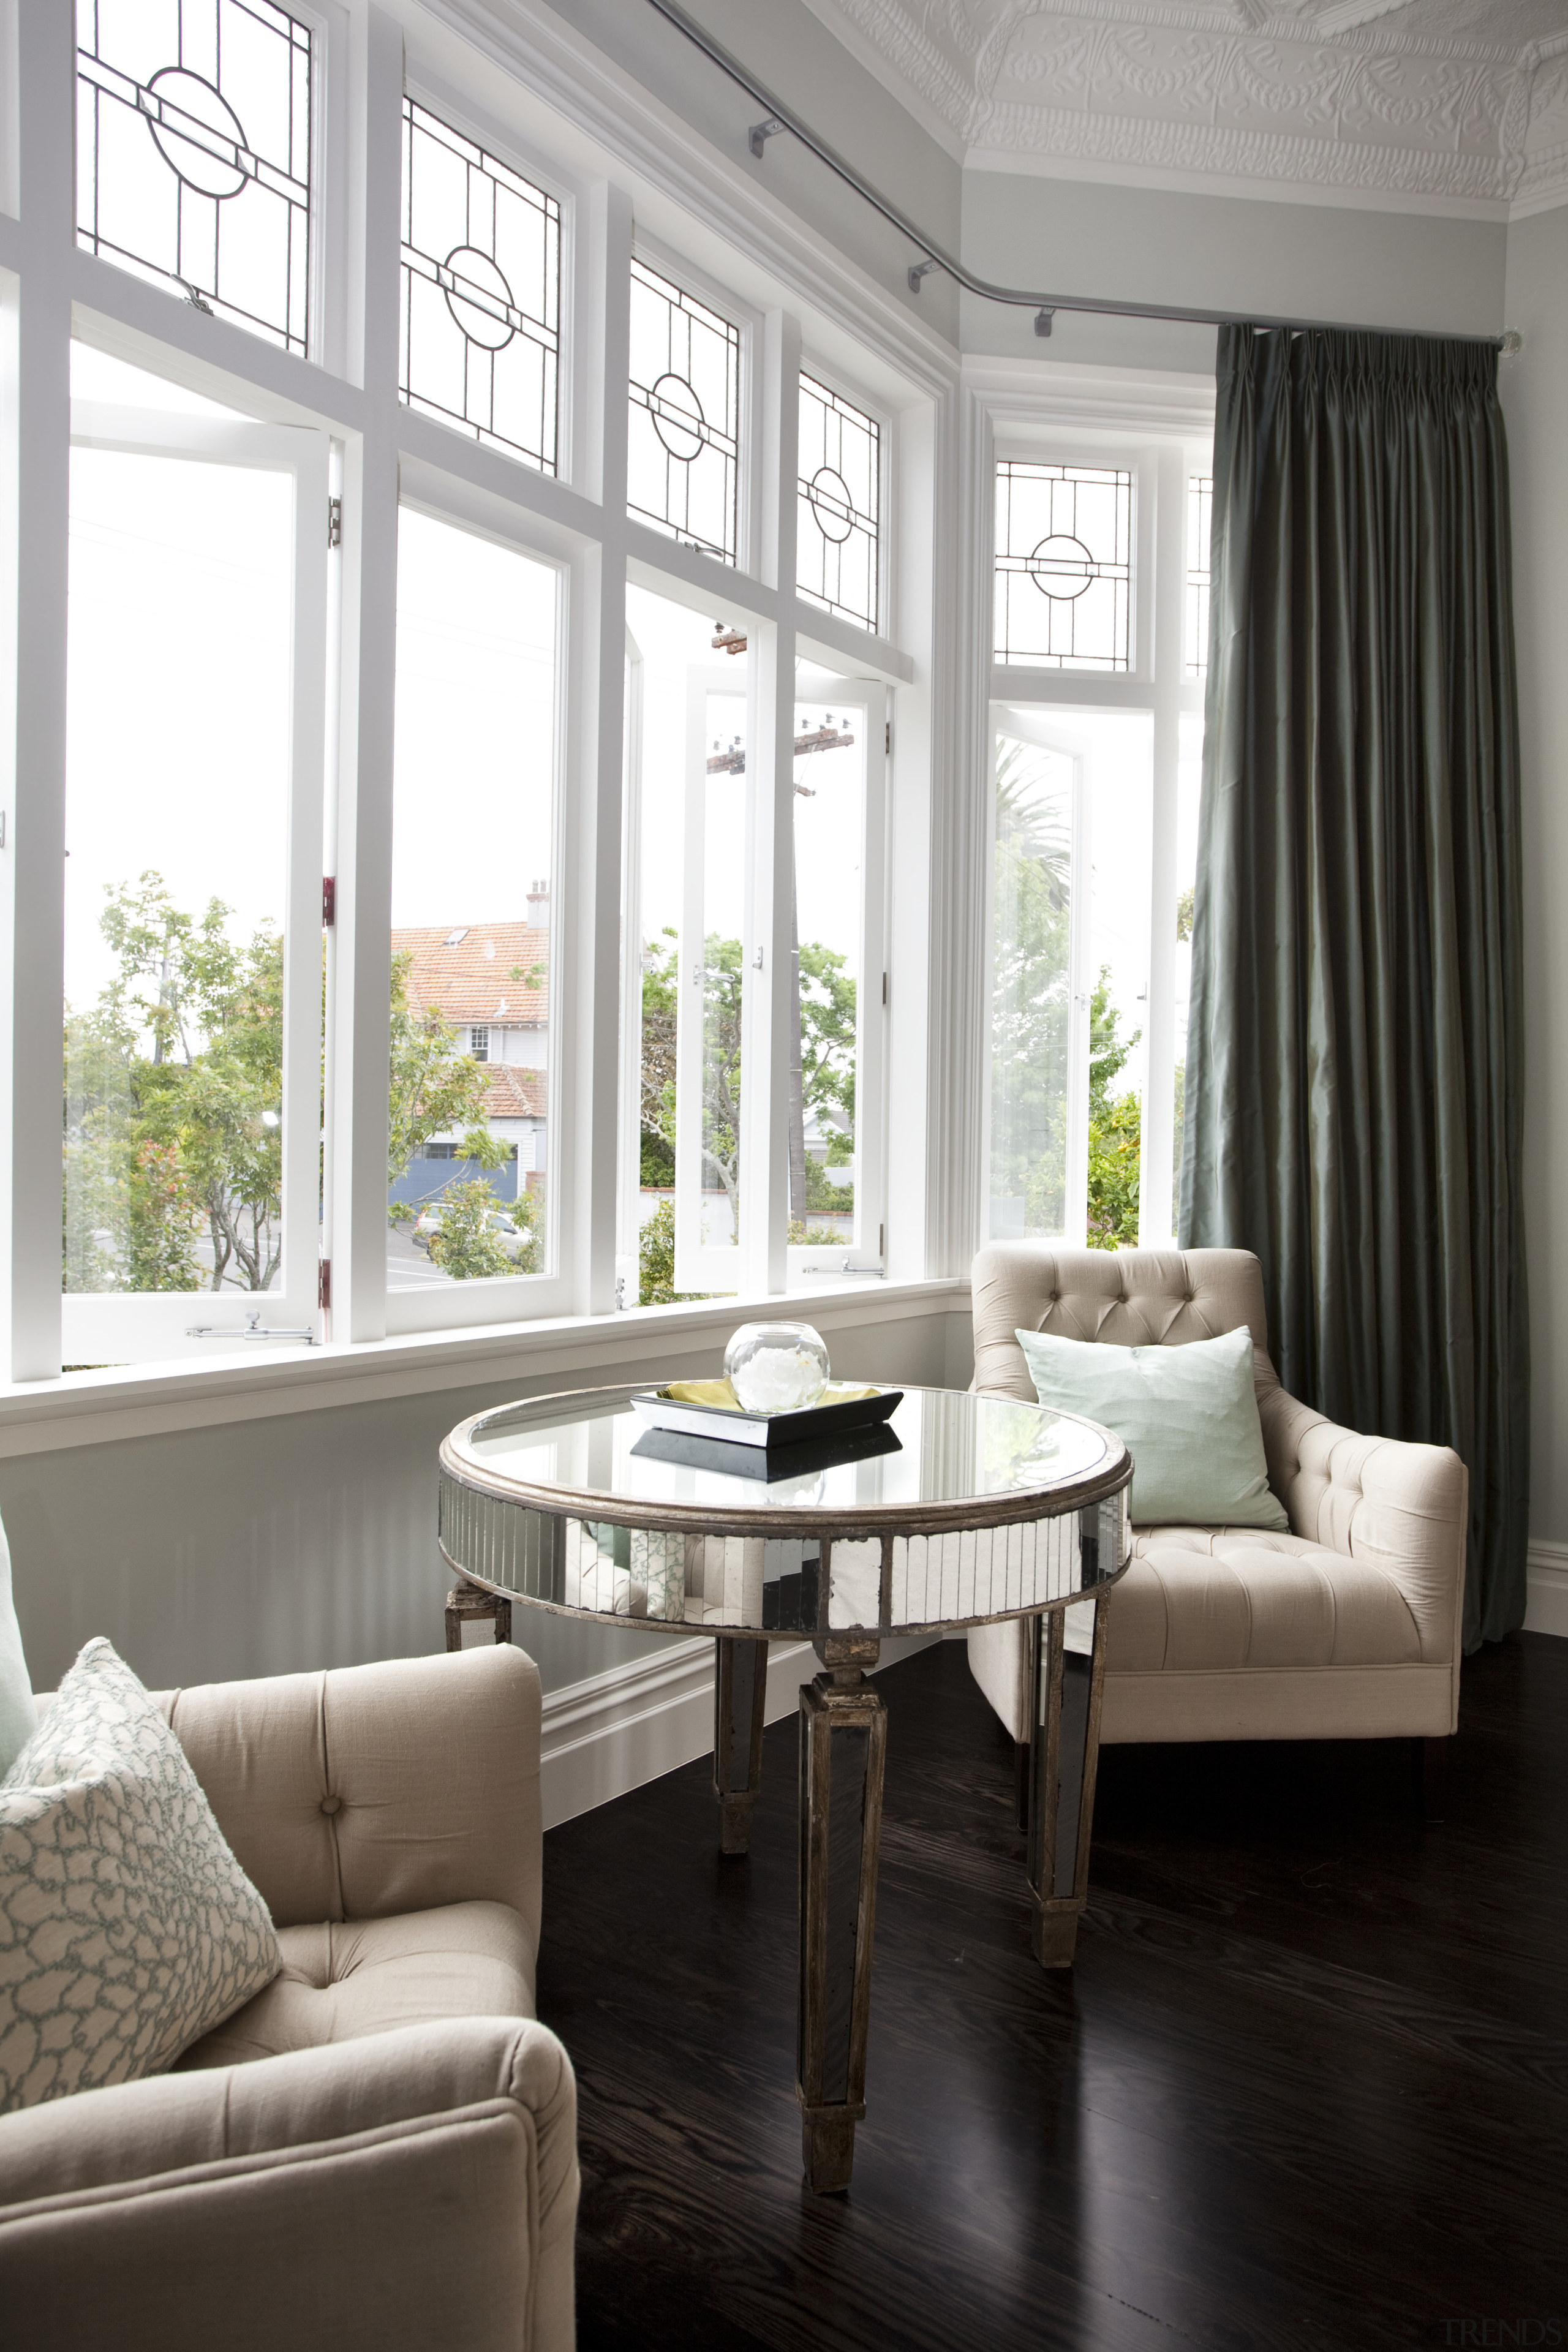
[797,372,881,632]
[620,590,888,1303]
[988,445,1206,1254]
[77,0,313,357]
[1186,475,1213,678]
[10,31,926,1379]
[62,372,328,1362]
[390,510,559,1309]
[627,260,741,564]
[399,97,560,474]
[995,461,1133,672]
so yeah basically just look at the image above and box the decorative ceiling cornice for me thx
[802,2,1568,215]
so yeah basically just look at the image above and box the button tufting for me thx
[320,1795,341,1816]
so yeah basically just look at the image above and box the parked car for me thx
[411,1204,527,1256]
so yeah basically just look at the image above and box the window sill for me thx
[0,1279,973,1458]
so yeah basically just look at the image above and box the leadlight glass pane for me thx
[1186,475,1213,679]
[994,461,1132,671]
[77,0,312,358]
[796,372,880,631]
[627,260,741,565]
[399,97,560,475]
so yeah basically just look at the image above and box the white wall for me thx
[960,169,1507,371]
[1502,206,1568,1637]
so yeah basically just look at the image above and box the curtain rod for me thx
[641,0,1509,352]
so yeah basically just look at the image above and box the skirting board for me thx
[1526,1540,1568,1639]
[537,1630,939,1831]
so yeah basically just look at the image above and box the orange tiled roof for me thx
[483,1065,545,1120]
[391,924,550,1027]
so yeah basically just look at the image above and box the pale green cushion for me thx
[1014,1324,1289,1531]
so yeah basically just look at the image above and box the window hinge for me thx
[881,971,888,1006]
[323,876,336,927]
[885,721,891,755]
[328,496,342,549]
[880,1224,885,1257]
[318,1259,332,1313]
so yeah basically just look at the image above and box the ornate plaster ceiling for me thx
[802,0,1568,213]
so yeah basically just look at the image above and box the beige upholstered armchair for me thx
[0,1645,578,2352]
[967,1247,1467,1789]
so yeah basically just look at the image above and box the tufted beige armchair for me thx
[0,1644,578,2352]
[966,1246,1466,1790]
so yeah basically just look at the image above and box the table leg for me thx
[714,1636,769,1854]
[445,1579,511,1650]
[797,1634,886,2194]
[1024,1596,1107,1969]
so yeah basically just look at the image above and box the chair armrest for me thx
[0,2017,576,2352]
[157,1646,543,1947]
[1257,1382,1468,1675]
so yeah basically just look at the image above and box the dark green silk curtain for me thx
[1180,324,1528,1647]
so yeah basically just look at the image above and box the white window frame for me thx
[61,401,330,1366]
[0,1,943,1392]
[966,363,1215,1259]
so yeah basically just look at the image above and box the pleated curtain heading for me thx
[1181,324,1528,1648]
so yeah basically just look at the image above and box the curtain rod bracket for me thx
[908,258,940,295]
[748,115,785,159]
[1035,308,1055,338]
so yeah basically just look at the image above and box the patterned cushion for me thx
[0,1638,279,2113]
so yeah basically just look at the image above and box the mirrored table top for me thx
[439,1384,1133,1637]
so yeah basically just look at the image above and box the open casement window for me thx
[384,503,566,1335]
[988,712,1091,1249]
[785,667,887,1284]
[62,402,328,1367]
[674,664,753,1294]
[667,665,887,1298]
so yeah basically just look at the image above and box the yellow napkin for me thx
[659,1378,880,1412]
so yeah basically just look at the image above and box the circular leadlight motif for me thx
[145,69,249,202]
[1027,533,1096,600]
[807,466,856,544]
[649,373,706,462]
[443,247,516,351]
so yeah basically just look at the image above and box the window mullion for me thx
[742,311,800,1297]
[568,181,631,1316]
[328,9,403,1344]
[1141,446,1185,1249]
[5,6,74,1379]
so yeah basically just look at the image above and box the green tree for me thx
[639,929,678,1185]
[1086,967,1142,1251]
[64,876,285,1293]
[638,1195,705,1308]
[426,1179,538,1280]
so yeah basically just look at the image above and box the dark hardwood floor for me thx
[537,1634,1568,2352]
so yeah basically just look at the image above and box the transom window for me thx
[797,372,881,632]
[627,259,741,564]
[994,461,1133,672]
[77,0,313,358]
[399,97,561,474]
